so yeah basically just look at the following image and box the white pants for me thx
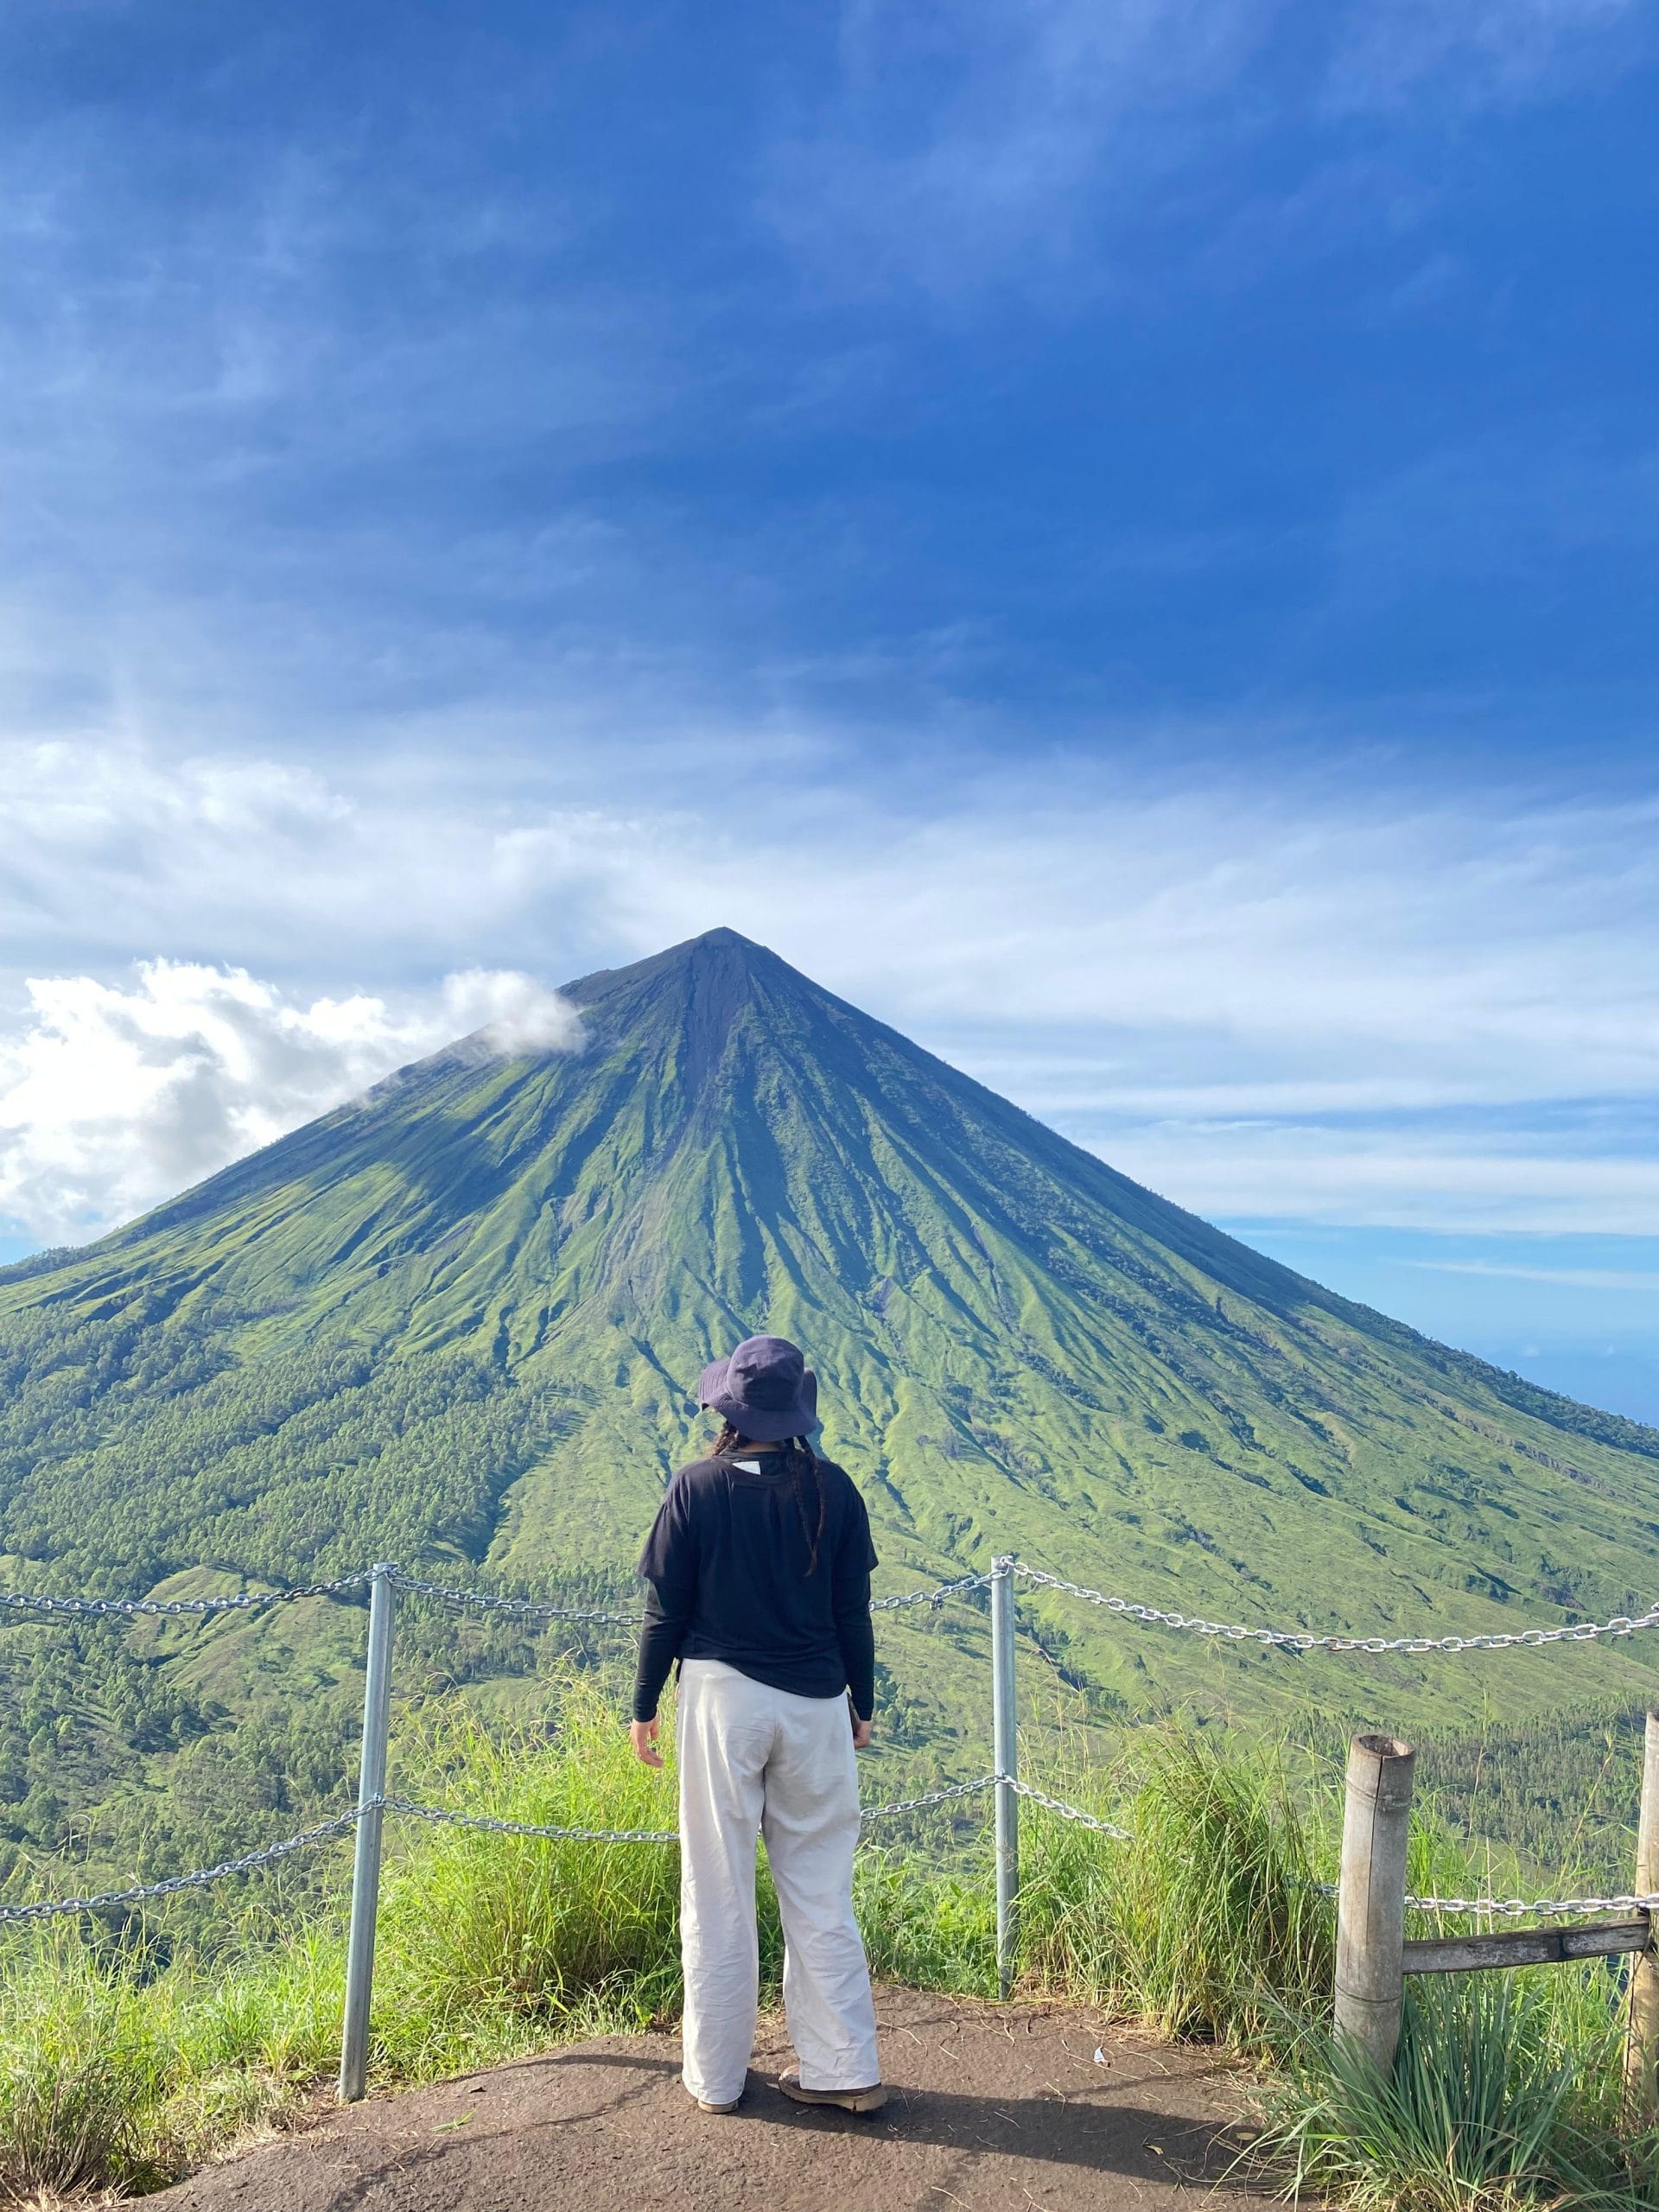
[677,1659,881,2106]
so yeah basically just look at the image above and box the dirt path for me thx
[157,1985,1276,2212]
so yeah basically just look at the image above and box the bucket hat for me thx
[697,1333,820,1442]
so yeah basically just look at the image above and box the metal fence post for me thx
[991,1554,1019,2000]
[1334,1732,1416,2075]
[1624,1711,1659,2123]
[339,1561,397,2103]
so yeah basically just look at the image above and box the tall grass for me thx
[371,1690,686,2078]
[2,1701,1655,2208]
[0,1922,341,2200]
[854,1847,993,1996]
[0,1930,178,2199]
[1020,1728,1332,2044]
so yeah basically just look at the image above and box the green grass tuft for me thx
[0,1929,180,2199]
[1020,1727,1332,2045]
[1261,1968,1659,2210]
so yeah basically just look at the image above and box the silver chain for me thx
[0,1571,372,1621]
[388,1574,641,1625]
[1014,1564,1659,1656]
[6,1560,1652,1655]
[869,1572,993,1612]
[1402,1889,1659,1918]
[379,1777,1007,1841]
[10,1789,1646,1934]
[1306,1875,1659,1918]
[1005,1777,1131,1838]
[382,1794,679,1843]
[861,1774,999,1821]
[389,1568,990,1622]
[0,1808,362,1924]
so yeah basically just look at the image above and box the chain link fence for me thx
[4,1553,1653,1944]
[1013,1561,1659,1655]
[0,1571,373,1620]
[0,1808,365,1926]
[6,1556,1649,1651]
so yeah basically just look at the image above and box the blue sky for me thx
[3,0,1659,1418]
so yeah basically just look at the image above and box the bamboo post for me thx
[1624,1711,1659,2124]
[339,1562,397,2103]
[1334,1732,1416,2075]
[991,1554,1020,2000]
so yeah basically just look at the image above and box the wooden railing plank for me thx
[1403,1917,1649,1976]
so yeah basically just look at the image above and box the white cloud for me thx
[0,739,711,982]
[4,734,1659,1240]
[0,959,581,1243]
[750,782,1659,1111]
[438,968,586,1056]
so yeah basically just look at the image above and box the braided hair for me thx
[712,1421,826,1576]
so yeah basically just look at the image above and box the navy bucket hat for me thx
[697,1333,820,1443]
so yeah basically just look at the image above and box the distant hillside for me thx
[4,927,1659,1891]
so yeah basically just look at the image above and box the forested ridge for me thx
[0,1324,579,1590]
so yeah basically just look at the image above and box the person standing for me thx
[630,1333,887,2116]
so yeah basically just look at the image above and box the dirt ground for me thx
[156,1985,1278,2212]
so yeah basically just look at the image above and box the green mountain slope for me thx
[4,927,1659,1759]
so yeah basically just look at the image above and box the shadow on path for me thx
[156,1985,1277,2212]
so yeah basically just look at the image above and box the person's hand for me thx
[851,1715,874,1751]
[630,1716,664,1769]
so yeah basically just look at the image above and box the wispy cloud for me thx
[760,0,1274,298]
[12,738,1659,1099]
[760,0,1649,302]
[1324,0,1648,117]
[1,0,1652,791]
[1403,1257,1659,1291]
[1102,1125,1659,1235]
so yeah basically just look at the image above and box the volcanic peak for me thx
[563,928,833,1091]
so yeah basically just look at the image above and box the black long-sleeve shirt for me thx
[632,1448,879,1723]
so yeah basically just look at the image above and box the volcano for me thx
[4,927,1658,1726]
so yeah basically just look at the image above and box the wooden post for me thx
[1334,1732,1416,2075]
[1624,1711,1659,2124]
